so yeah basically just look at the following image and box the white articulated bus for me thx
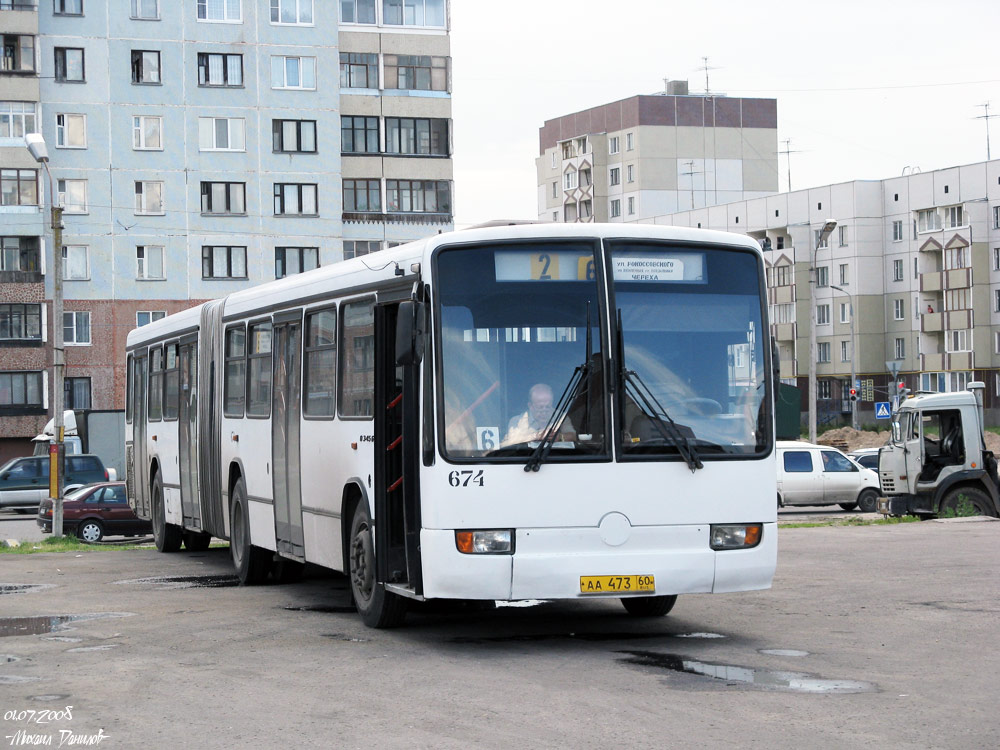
[125,224,777,627]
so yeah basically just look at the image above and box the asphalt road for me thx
[1,517,998,749]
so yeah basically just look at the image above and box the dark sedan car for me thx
[37,482,150,542]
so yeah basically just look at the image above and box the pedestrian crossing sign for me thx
[875,402,891,419]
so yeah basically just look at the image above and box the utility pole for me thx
[779,139,801,193]
[809,220,838,444]
[696,56,718,95]
[26,134,65,537]
[681,160,702,211]
[974,102,995,160]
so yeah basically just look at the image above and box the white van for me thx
[776,440,881,512]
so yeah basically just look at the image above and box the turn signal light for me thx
[710,523,763,550]
[455,530,513,554]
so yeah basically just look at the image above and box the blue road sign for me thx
[875,402,892,419]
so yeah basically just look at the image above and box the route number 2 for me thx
[448,470,484,487]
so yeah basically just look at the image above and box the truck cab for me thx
[878,382,999,518]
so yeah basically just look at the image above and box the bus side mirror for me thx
[395,300,425,366]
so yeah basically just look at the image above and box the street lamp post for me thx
[808,219,837,444]
[831,284,858,430]
[26,133,65,537]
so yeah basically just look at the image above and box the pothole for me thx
[115,575,239,589]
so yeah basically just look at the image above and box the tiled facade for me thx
[0,0,453,455]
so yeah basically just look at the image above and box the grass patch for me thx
[780,515,921,529]
[0,536,153,554]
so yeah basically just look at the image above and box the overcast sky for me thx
[449,0,1000,228]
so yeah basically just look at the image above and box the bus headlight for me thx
[710,524,762,550]
[455,530,513,554]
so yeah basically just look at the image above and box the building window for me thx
[340,0,375,23]
[815,266,828,287]
[994,206,1000,229]
[340,52,377,89]
[893,259,903,281]
[626,197,634,215]
[841,341,850,362]
[339,299,374,418]
[994,247,1000,271]
[131,0,159,19]
[134,181,164,215]
[551,182,557,199]
[626,132,634,151]
[892,220,903,241]
[63,244,88,279]
[894,337,905,359]
[64,377,90,409]
[944,245,969,271]
[813,229,829,249]
[275,246,318,278]
[385,117,448,155]
[198,117,245,151]
[304,308,336,417]
[816,304,829,325]
[564,170,577,191]
[382,0,445,27]
[133,115,162,150]
[770,303,793,324]
[136,310,165,327]
[197,53,243,87]
[197,0,241,22]
[0,304,41,341]
[0,237,40,272]
[768,265,792,287]
[55,0,83,15]
[609,167,620,186]
[3,35,36,74]
[838,263,848,285]
[136,245,165,280]
[0,372,43,407]
[202,246,247,279]
[0,169,38,206]
[131,50,161,84]
[55,113,85,148]
[57,179,87,213]
[272,119,316,153]
[274,183,318,216]
[610,199,621,218]
[0,102,37,138]
[627,164,634,183]
[838,226,848,247]
[817,380,831,400]
[839,303,848,324]
[916,209,940,232]
[343,179,381,212]
[893,299,904,320]
[200,181,246,215]
[817,342,830,363]
[343,240,381,259]
[54,47,84,81]
[946,329,971,353]
[995,289,1000,313]
[246,321,271,418]
[944,205,964,228]
[384,54,448,91]
[609,136,619,155]
[271,55,315,90]
[341,116,379,154]
[64,311,91,345]
[270,0,312,24]
[386,179,450,214]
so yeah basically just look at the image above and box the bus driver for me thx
[502,383,576,446]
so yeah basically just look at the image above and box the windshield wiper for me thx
[525,305,594,472]
[616,309,703,472]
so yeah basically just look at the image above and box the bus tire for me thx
[230,478,272,585]
[349,501,407,628]
[621,595,677,617]
[151,472,182,553]
[183,531,212,552]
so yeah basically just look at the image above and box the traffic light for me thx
[849,388,858,402]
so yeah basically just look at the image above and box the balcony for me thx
[920,267,971,292]
[0,1,38,10]
[768,284,795,305]
[771,322,795,341]
[921,353,945,371]
[919,271,942,293]
[779,358,797,379]
[948,351,974,370]
[921,311,943,332]
[342,211,452,225]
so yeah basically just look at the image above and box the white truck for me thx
[32,410,125,481]
[878,382,1000,518]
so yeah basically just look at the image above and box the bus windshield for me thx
[436,242,607,461]
[610,241,768,457]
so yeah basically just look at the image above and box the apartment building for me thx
[641,160,1000,424]
[536,82,778,224]
[0,0,453,459]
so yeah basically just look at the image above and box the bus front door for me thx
[272,315,304,560]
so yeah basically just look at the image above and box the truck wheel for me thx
[621,595,678,617]
[857,489,879,514]
[230,478,272,585]
[151,472,182,552]
[348,501,407,628]
[939,487,998,518]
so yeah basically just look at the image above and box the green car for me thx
[0,455,112,513]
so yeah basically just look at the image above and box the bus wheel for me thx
[621,595,677,617]
[183,531,212,552]
[230,478,271,585]
[151,472,182,553]
[348,501,407,628]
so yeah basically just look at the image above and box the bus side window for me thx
[224,325,247,418]
[247,321,272,418]
[148,346,163,422]
[304,308,337,418]
[339,299,374,419]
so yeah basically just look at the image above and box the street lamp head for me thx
[25,133,49,163]
[819,219,837,241]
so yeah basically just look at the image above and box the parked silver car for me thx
[777,441,881,512]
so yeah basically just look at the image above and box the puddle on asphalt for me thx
[67,645,119,652]
[0,613,133,638]
[0,584,56,596]
[676,633,725,639]
[0,675,39,684]
[28,695,71,702]
[321,633,370,642]
[115,575,239,589]
[1,654,19,663]
[618,650,876,694]
[760,648,810,657]
[283,605,356,614]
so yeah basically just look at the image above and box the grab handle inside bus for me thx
[396,300,425,366]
